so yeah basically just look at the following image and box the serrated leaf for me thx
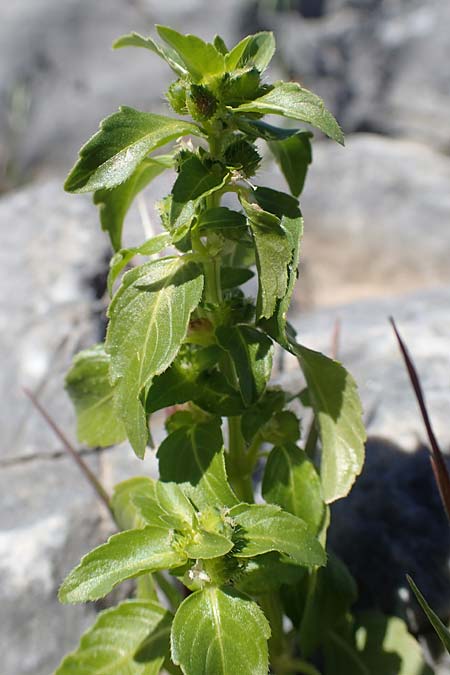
[59,527,187,603]
[262,443,325,534]
[94,155,173,252]
[226,32,275,73]
[113,31,188,77]
[65,344,126,447]
[216,324,273,406]
[230,503,326,567]
[107,232,172,296]
[156,26,225,82]
[230,82,344,145]
[55,599,170,675]
[65,107,202,193]
[293,343,366,503]
[106,257,203,458]
[407,575,450,653]
[157,421,238,510]
[183,529,234,559]
[172,155,226,203]
[268,131,312,197]
[112,477,154,530]
[171,587,270,675]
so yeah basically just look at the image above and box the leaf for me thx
[241,388,286,443]
[172,155,226,203]
[407,575,450,653]
[156,26,225,82]
[268,131,312,197]
[171,587,271,675]
[220,266,254,290]
[241,195,292,320]
[94,155,173,251]
[293,343,366,503]
[262,443,325,534]
[106,257,203,458]
[230,503,326,567]
[107,232,172,296]
[226,32,275,73]
[65,107,202,193]
[230,82,344,145]
[131,480,196,530]
[197,206,246,233]
[113,31,188,77]
[238,118,302,142]
[55,600,170,675]
[216,324,273,406]
[157,421,238,510]
[112,477,154,530]
[59,527,187,603]
[237,551,305,595]
[183,530,234,559]
[65,344,126,447]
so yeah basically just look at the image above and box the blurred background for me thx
[1,1,450,673]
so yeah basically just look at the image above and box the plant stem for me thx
[260,592,285,662]
[228,415,254,502]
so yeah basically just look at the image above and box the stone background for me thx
[1,1,450,673]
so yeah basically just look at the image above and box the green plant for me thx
[55,26,432,675]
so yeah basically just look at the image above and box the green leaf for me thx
[183,529,234,559]
[94,155,173,252]
[197,206,246,233]
[241,195,292,320]
[220,266,254,290]
[268,131,312,197]
[238,118,302,142]
[216,324,273,406]
[226,32,275,73]
[156,26,225,82]
[55,599,170,675]
[134,610,173,665]
[65,107,202,193]
[241,388,286,443]
[59,527,187,603]
[171,587,271,675]
[230,503,326,567]
[112,477,153,530]
[131,480,196,530]
[237,551,305,595]
[113,31,188,77]
[106,257,203,458]
[293,343,366,503]
[107,232,172,296]
[158,421,238,510]
[230,82,344,145]
[407,575,450,653]
[65,344,126,447]
[172,155,226,203]
[213,35,229,56]
[262,443,325,534]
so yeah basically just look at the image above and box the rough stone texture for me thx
[252,0,450,149]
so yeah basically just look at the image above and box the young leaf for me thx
[216,324,273,406]
[113,31,188,77]
[94,155,173,252]
[268,131,313,197]
[293,344,366,503]
[108,232,172,296]
[65,344,126,447]
[156,26,225,82]
[54,599,171,675]
[59,527,187,603]
[132,480,196,531]
[230,503,326,567]
[106,257,203,458]
[238,118,301,142]
[197,206,246,233]
[172,155,226,204]
[111,477,154,530]
[407,575,450,653]
[230,82,344,145]
[183,529,234,559]
[262,443,325,534]
[171,587,271,675]
[241,388,286,443]
[157,420,238,510]
[65,107,202,193]
[225,32,275,73]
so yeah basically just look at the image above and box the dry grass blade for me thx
[390,317,450,523]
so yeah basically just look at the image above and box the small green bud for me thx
[187,84,218,121]
[166,79,188,115]
[219,67,262,105]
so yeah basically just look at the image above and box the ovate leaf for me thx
[65,107,202,193]
[230,503,326,567]
[113,31,188,77]
[107,232,172,296]
[94,155,173,252]
[230,82,344,145]
[65,344,126,447]
[132,480,196,531]
[226,32,275,73]
[293,344,366,503]
[156,26,225,82]
[216,324,273,406]
[183,530,234,559]
[158,421,238,510]
[172,155,226,203]
[55,600,171,675]
[59,527,187,603]
[171,587,270,675]
[111,477,153,530]
[268,131,312,197]
[407,575,450,653]
[262,443,325,534]
[197,206,246,233]
[106,257,203,458]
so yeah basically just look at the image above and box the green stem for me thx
[260,592,285,662]
[228,415,254,502]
